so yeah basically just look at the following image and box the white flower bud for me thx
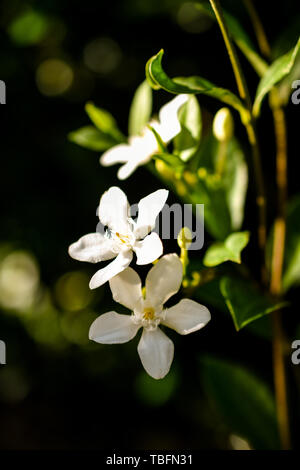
[213,107,234,141]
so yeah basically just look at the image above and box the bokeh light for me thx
[0,250,40,311]
[83,37,122,75]
[54,271,94,312]
[177,3,212,34]
[36,59,74,96]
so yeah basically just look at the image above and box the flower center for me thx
[143,307,155,320]
[105,227,135,252]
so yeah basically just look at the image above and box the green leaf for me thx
[195,2,268,77]
[174,95,202,162]
[253,37,300,117]
[204,231,250,267]
[85,102,125,142]
[152,152,184,171]
[282,195,300,292]
[146,50,249,122]
[128,80,152,136]
[68,126,117,151]
[220,276,288,331]
[191,135,248,237]
[201,356,279,449]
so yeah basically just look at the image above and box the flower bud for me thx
[213,107,234,141]
[177,227,193,249]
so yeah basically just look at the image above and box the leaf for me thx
[220,276,288,331]
[68,126,117,151]
[253,37,300,117]
[85,102,125,142]
[201,356,280,449]
[191,135,248,237]
[204,231,250,267]
[195,2,268,77]
[282,195,300,292]
[152,152,184,171]
[128,80,152,136]
[174,95,202,162]
[146,50,249,122]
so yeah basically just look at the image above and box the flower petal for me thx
[100,144,132,166]
[145,253,183,307]
[162,299,211,335]
[98,186,130,233]
[117,160,140,180]
[137,327,174,379]
[134,189,169,239]
[68,232,115,263]
[109,267,143,310]
[89,311,140,344]
[89,250,133,289]
[158,94,188,142]
[134,232,163,265]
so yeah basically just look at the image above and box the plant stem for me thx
[243,0,271,57]
[208,0,267,281]
[243,0,290,449]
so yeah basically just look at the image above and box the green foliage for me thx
[282,196,300,292]
[85,102,125,142]
[201,356,280,449]
[145,50,249,122]
[203,231,250,267]
[253,37,300,116]
[68,126,118,151]
[128,80,152,136]
[190,135,248,239]
[174,95,202,162]
[195,2,268,77]
[220,276,288,331]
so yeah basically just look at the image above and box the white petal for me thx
[134,232,163,265]
[137,327,174,379]
[162,299,211,335]
[68,232,115,263]
[117,160,140,180]
[158,94,188,142]
[100,144,132,166]
[89,311,140,344]
[109,267,143,310]
[134,189,169,239]
[145,253,183,307]
[98,186,130,233]
[89,250,133,289]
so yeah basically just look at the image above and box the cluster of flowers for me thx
[68,95,211,379]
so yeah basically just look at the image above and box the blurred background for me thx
[0,0,299,450]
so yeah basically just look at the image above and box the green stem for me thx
[209,0,267,281]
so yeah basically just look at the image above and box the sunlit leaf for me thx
[128,80,152,136]
[253,37,300,117]
[220,276,288,331]
[85,102,125,142]
[174,95,202,162]
[68,126,117,151]
[146,50,249,122]
[201,356,280,449]
[204,231,250,267]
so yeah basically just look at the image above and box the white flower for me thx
[89,254,211,379]
[100,94,189,180]
[68,186,168,289]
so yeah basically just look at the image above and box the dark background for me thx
[0,0,299,449]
